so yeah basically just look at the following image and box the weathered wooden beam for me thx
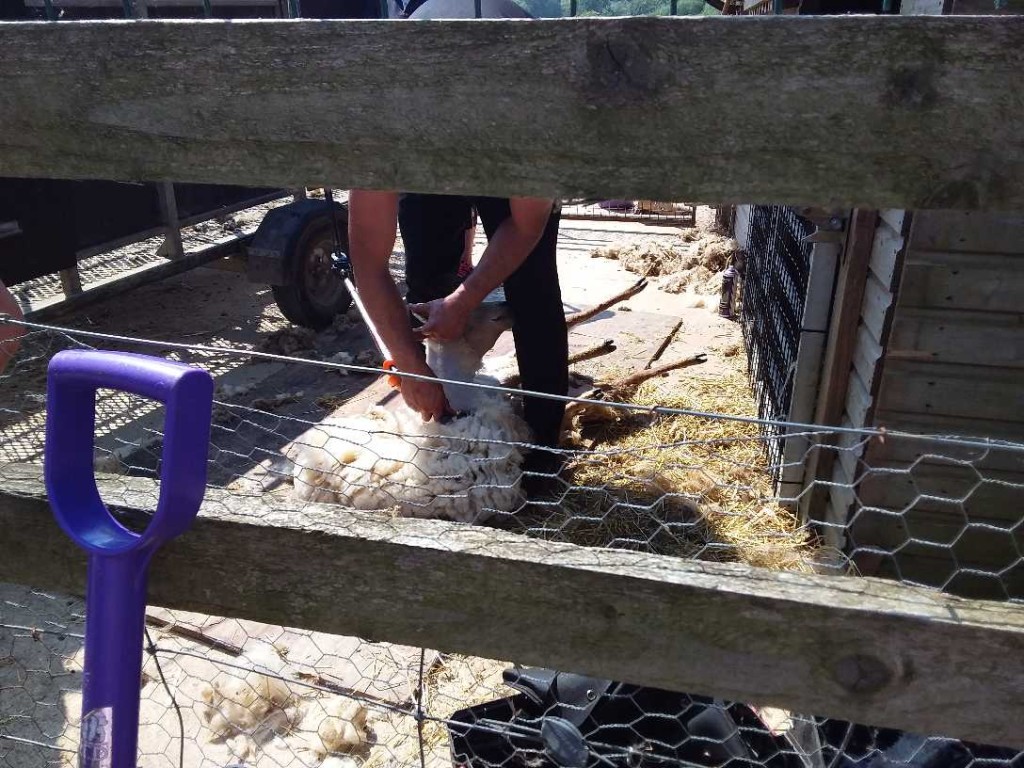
[804,209,879,528]
[0,463,1022,747]
[1,17,1024,210]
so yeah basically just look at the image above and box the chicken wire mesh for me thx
[1,318,1022,768]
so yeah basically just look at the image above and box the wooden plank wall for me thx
[850,210,1024,600]
[799,210,882,540]
[820,210,909,539]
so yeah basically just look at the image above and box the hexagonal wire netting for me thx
[0,315,1021,768]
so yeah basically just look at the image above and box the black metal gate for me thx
[740,206,814,465]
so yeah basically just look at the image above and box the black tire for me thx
[271,206,352,330]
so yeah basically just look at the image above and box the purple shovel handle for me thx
[45,350,213,768]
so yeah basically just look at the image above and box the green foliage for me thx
[515,0,716,17]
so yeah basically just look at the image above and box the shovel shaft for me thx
[80,551,151,768]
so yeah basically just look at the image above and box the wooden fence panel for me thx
[1,16,1023,209]
[0,464,1022,748]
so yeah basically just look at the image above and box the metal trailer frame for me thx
[0,0,382,325]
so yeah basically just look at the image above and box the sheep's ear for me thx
[200,683,215,703]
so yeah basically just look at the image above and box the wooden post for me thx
[58,266,83,297]
[802,210,878,529]
[156,181,185,261]
[1,18,1023,210]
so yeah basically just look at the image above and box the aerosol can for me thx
[719,264,739,318]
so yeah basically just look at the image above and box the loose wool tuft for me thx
[198,651,297,740]
[296,697,369,761]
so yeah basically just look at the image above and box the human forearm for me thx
[452,201,551,308]
[348,190,451,421]
[348,190,426,370]
[354,267,428,371]
[409,198,554,342]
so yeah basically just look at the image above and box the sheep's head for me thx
[462,301,513,360]
[424,301,513,413]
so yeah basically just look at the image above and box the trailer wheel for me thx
[272,208,352,330]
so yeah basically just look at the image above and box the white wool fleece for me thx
[291,392,530,523]
[292,310,533,523]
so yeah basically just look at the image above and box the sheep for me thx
[289,303,532,523]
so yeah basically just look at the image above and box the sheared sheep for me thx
[289,303,531,523]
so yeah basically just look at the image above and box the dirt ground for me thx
[1,205,747,767]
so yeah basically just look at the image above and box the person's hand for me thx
[0,280,24,375]
[398,360,455,423]
[409,292,473,342]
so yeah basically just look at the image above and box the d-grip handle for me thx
[45,351,213,768]
[45,350,214,554]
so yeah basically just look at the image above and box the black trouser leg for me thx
[495,207,568,449]
[398,193,473,303]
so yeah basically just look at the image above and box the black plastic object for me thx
[818,721,1022,768]
[449,667,803,768]
[540,718,588,768]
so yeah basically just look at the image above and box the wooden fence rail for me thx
[1,16,1023,210]
[0,464,1022,749]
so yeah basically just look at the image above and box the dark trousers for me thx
[399,194,568,448]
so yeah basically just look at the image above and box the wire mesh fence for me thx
[740,206,814,472]
[1,317,1022,768]
[559,200,697,227]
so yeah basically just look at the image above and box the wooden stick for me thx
[561,353,708,437]
[601,352,707,395]
[144,612,244,656]
[572,339,616,365]
[293,671,416,710]
[501,339,616,388]
[565,279,648,328]
[645,319,683,370]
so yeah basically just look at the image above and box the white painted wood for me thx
[868,219,905,289]
[861,273,894,343]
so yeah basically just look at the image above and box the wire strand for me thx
[145,628,185,768]
[5,315,1021,453]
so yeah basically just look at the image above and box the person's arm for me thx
[347,190,451,421]
[411,197,553,340]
